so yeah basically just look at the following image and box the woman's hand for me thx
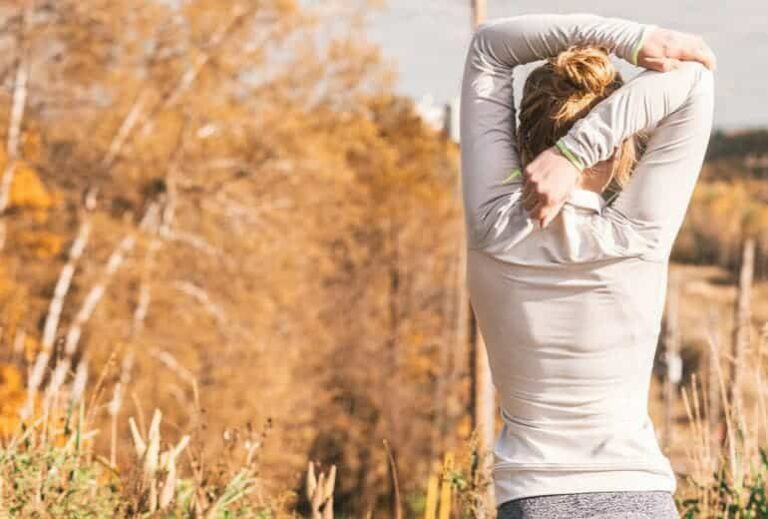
[522,146,581,228]
[637,28,717,72]
[522,28,716,227]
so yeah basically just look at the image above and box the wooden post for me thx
[448,96,470,450]
[466,1,497,512]
[438,452,454,519]
[438,1,498,510]
[469,306,495,451]
[708,312,723,445]
[467,0,495,450]
[471,0,487,29]
[662,271,682,447]
[728,237,755,422]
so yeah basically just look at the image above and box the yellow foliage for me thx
[438,452,454,519]
[0,265,27,347]
[456,414,473,442]
[9,161,53,210]
[22,131,42,160]
[0,130,42,166]
[0,360,64,441]
[21,335,40,363]
[16,230,63,258]
[0,363,26,438]
[674,178,768,269]
[0,363,22,391]
[0,264,9,295]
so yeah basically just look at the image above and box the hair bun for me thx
[550,46,617,96]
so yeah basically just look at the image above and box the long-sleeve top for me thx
[459,13,715,506]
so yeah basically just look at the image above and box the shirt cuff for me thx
[630,24,657,66]
[555,139,586,172]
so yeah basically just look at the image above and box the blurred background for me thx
[370,0,767,129]
[0,0,765,517]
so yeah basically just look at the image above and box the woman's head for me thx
[517,45,637,190]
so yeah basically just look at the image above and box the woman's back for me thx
[459,13,714,508]
[468,232,674,500]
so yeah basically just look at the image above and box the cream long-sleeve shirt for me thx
[459,14,714,506]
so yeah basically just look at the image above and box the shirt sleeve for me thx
[557,61,715,261]
[459,13,655,250]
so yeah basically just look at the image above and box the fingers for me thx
[680,36,717,71]
[531,201,559,229]
[521,179,543,222]
[528,196,557,229]
[677,37,717,71]
[695,43,717,71]
[640,29,717,72]
[524,191,551,220]
[642,57,682,72]
[522,180,559,228]
[522,177,540,211]
[541,208,556,229]
[690,37,717,71]
[532,203,559,229]
[660,58,682,72]
[522,190,538,212]
[529,199,545,227]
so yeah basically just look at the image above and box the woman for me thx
[459,13,716,519]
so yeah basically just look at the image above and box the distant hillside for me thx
[703,129,768,180]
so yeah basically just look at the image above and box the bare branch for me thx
[41,217,92,351]
[0,3,30,250]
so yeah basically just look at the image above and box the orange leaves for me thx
[690,180,767,237]
[4,160,59,258]
[0,363,25,438]
[0,265,27,351]
[0,3,463,513]
[21,132,42,161]
[676,178,768,267]
[15,231,63,259]
[0,363,22,392]
[8,161,53,211]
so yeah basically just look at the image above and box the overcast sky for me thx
[366,0,767,130]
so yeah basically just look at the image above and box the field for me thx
[0,1,766,518]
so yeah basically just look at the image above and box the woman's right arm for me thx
[460,13,654,249]
[557,60,715,260]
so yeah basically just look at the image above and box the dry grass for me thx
[0,356,289,517]
[673,321,768,517]
[1,262,767,518]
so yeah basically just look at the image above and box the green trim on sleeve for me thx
[631,26,651,66]
[555,139,585,172]
[496,168,522,185]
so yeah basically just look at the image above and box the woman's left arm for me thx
[460,13,653,250]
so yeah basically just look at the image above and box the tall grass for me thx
[437,324,768,518]
[677,322,768,518]
[1,307,767,517]
[0,355,284,517]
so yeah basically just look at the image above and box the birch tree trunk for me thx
[0,4,31,250]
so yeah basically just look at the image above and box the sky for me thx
[366,0,768,130]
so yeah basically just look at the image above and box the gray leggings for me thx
[497,490,679,519]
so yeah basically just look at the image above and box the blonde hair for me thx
[517,45,639,191]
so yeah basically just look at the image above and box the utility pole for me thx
[472,0,487,28]
[443,1,495,511]
[462,2,496,514]
[467,0,495,454]
[729,238,755,424]
[662,271,682,448]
